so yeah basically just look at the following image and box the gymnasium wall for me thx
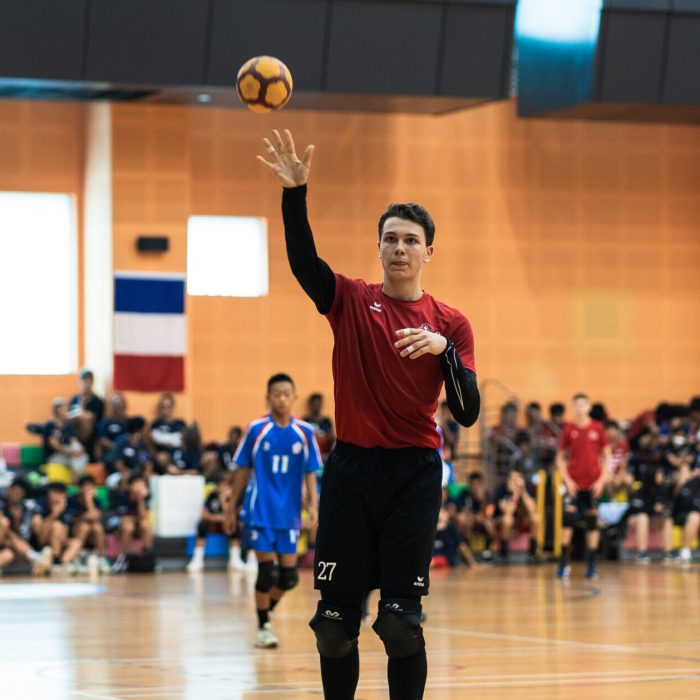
[1,98,699,442]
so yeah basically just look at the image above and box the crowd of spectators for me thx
[433,396,700,569]
[2,370,698,576]
[0,369,335,576]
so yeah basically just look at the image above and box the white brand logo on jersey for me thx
[292,441,303,455]
[589,431,599,441]
[420,323,439,334]
[413,576,425,588]
[572,431,579,439]
[323,610,342,620]
[263,442,270,451]
[370,302,382,313]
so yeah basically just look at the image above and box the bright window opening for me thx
[187,216,268,297]
[0,192,77,374]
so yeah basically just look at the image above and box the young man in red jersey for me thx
[258,130,480,700]
[555,393,612,580]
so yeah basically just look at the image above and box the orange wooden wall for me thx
[1,98,699,442]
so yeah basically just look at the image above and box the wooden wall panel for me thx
[1,98,699,443]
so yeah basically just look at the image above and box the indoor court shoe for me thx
[679,548,692,565]
[186,557,204,572]
[585,563,598,580]
[555,563,570,580]
[228,556,248,571]
[635,552,651,565]
[32,546,53,576]
[99,557,112,575]
[112,554,127,574]
[255,622,279,649]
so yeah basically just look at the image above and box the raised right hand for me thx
[257,129,314,188]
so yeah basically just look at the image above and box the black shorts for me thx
[314,441,442,597]
[673,478,700,526]
[563,490,599,529]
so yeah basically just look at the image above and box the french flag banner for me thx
[113,272,186,392]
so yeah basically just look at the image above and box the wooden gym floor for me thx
[1,563,699,699]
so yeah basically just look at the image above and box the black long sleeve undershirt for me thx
[282,184,480,429]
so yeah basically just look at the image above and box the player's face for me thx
[267,381,296,419]
[572,398,591,421]
[606,426,619,443]
[379,218,433,278]
[49,491,66,511]
[159,398,174,420]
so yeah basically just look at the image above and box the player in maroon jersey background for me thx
[555,393,613,580]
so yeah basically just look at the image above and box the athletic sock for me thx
[587,548,597,566]
[499,540,509,559]
[559,544,570,567]
[529,537,537,555]
[319,646,359,700]
[27,550,40,562]
[229,544,241,562]
[388,650,428,700]
[257,608,269,629]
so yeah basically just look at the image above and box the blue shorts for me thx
[250,527,299,554]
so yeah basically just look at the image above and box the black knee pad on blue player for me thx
[255,561,279,593]
[309,601,362,659]
[277,566,299,591]
[372,598,425,658]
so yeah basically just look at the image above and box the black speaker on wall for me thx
[136,235,169,252]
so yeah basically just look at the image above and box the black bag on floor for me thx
[126,551,156,573]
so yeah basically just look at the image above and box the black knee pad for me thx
[255,561,279,593]
[562,509,577,529]
[585,513,598,531]
[372,598,425,659]
[277,566,299,591]
[196,521,208,539]
[309,602,362,659]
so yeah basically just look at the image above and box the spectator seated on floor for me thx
[0,478,52,575]
[493,469,540,563]
[203,425,243,479]
[31,482,84,573]
[431,506,475,568]
[67,475,111,574]
[109,474,153,574]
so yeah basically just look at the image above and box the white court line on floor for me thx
[424,625,638,652]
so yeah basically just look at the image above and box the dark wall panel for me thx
[440,4,514,98]
[0,0,87,80]
[207,0,328,90]
[86,0,209,84]
[326,0,442,95]
[598,12,666,102]
[663,13,700,105]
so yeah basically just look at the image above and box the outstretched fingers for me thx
[302,144,315,167]
[257,155,278,173]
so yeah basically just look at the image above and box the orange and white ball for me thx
[236,56,293,112]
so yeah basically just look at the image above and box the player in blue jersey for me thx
[225,373,320,649]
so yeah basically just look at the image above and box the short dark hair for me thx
[128,474,147,486]
[78,475,96,487]
[605,420,619,430]
[527,402,541,411]
[550,403,565,417]
[378,203,435,246]
[127,416,146,434]
[47,482,67,493]
[573,393,589,402]
[267,373,295,393]
[468,472,483,482]
[309,393,323,403]
[9,477,29,494]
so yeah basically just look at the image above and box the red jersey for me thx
[326,273,475,449]
[560,421,608,489]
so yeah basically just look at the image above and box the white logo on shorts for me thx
[323,610,342,620]
[414,576,425,588]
